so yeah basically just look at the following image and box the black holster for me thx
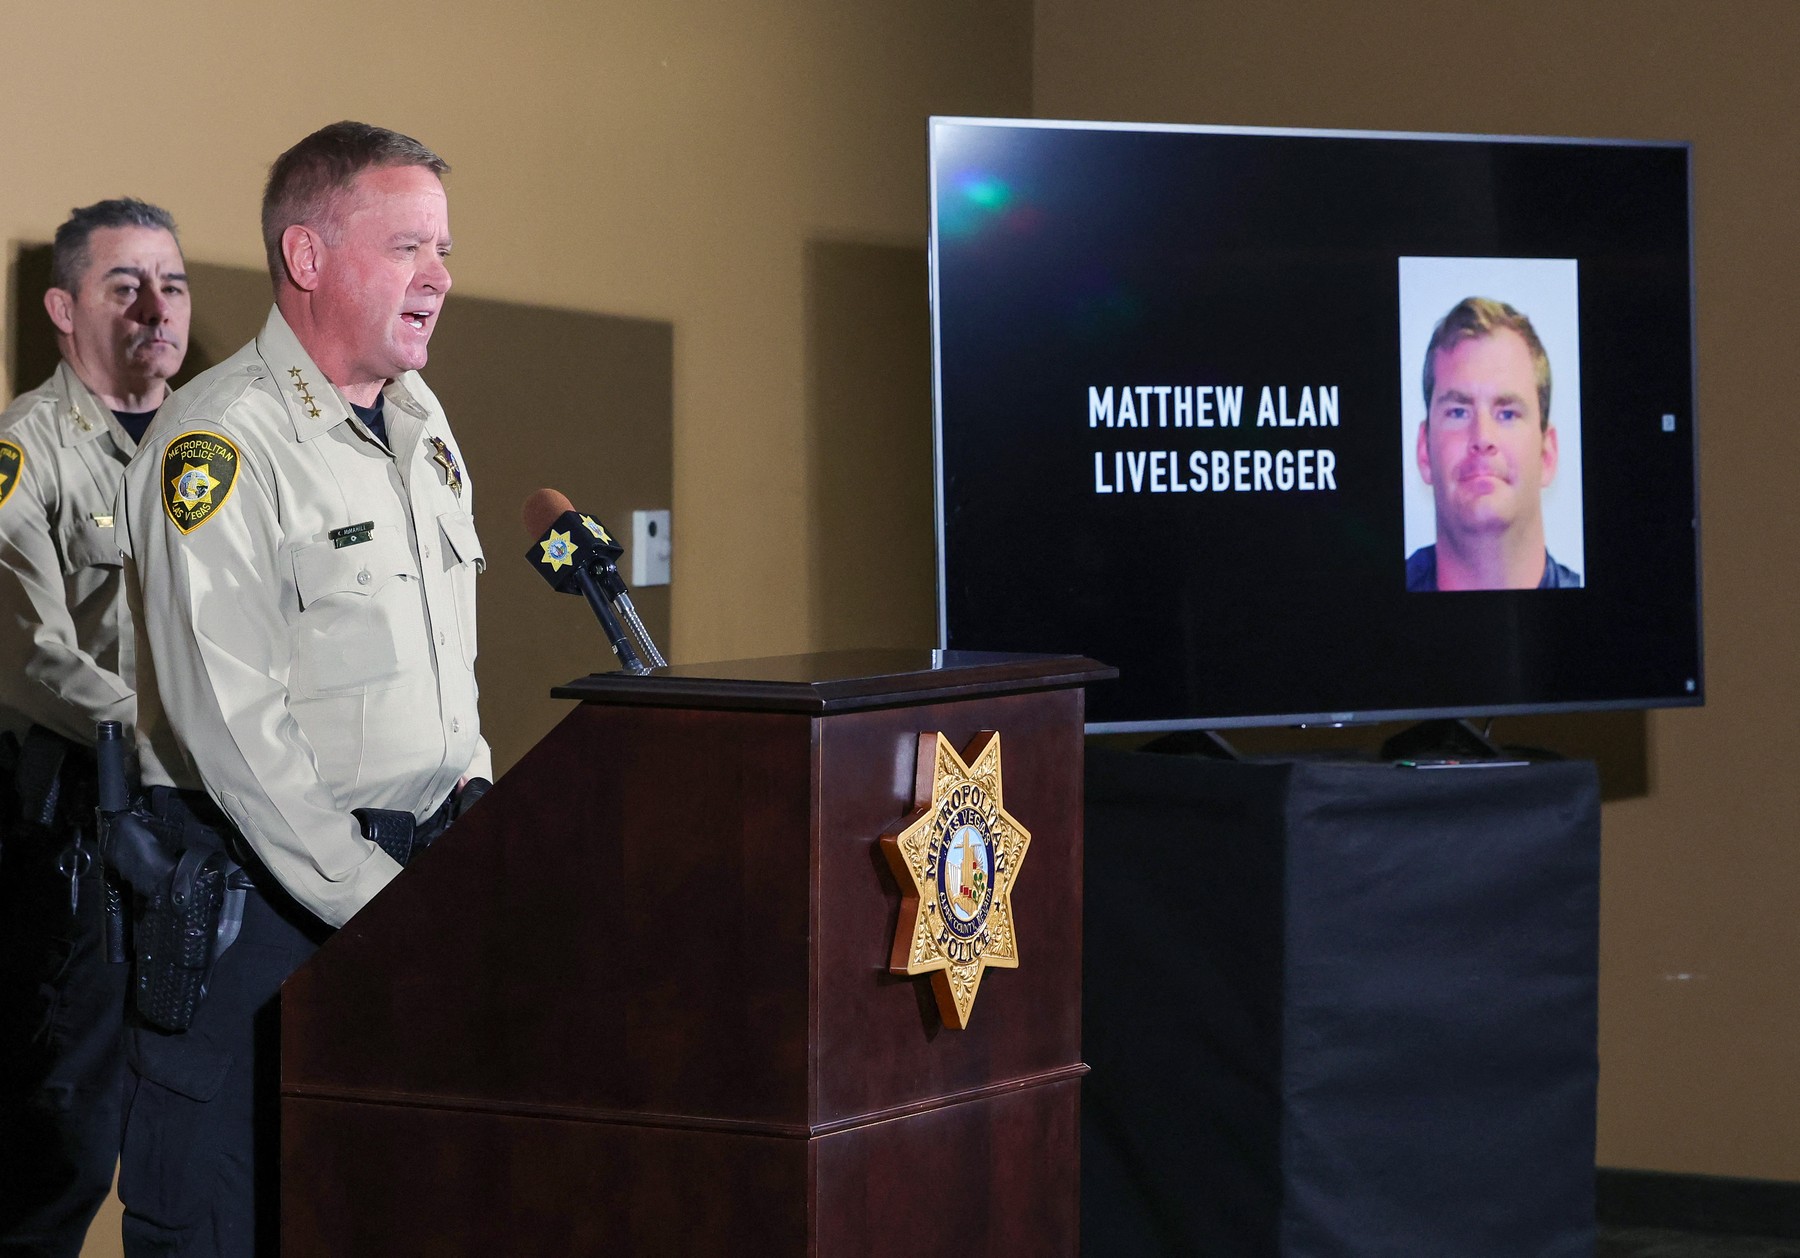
[95,724,246,1033]
[132,845,239,1034]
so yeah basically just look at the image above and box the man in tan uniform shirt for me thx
[0,199,188,1258]
[116,123,487,1256]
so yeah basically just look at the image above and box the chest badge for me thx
[0,441,22,510]
[882,730,1031,1029]
[426,436,463,498]
[161,431,241,534]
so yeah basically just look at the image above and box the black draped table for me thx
[1082,750,1601,1257]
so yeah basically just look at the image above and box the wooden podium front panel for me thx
[813,687,1087,1125]
[282,700,820,1128]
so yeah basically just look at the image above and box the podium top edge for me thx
[550,649,1118,714]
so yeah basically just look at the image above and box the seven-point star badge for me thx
[882,730,1030,1029]
[539,530,576,571]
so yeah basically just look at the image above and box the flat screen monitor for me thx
[931,117,1701,732]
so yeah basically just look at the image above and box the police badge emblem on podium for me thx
[882,730,1031,1029]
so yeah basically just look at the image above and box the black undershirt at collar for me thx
[111,409,157,445]
[348,395,389,449]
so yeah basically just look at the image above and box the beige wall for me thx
[1034,0,1800,1181]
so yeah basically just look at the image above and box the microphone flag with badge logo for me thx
[525,497,623,594]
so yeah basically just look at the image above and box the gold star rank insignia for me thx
[579,515,611,545]
[287,367,322,419]
[882,730,1031,1029]
[539,530,576,572]
[161,432,240,534]
[427,436,463,497]
[0,441,21,511]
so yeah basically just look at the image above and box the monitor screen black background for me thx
[932,120,1699,729]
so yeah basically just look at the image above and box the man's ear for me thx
[280,224,324,293]
[1415,420,1434,485]
[44,287,75,336]
[1541,424,1559,486]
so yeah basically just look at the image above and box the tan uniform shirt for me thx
[118,306,489,928]
[0,361,166,776]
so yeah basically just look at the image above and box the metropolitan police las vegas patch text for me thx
[162,431,241,534]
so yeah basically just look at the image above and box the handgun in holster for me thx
[94,720,247,1033]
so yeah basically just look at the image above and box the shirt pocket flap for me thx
[438,510,485,573]
[65,518,122,571]
[292,531,413,608]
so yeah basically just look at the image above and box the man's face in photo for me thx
[1416,328,1558,541]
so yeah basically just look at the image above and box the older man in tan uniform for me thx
[115,123,487,1257]
[0,198,188,1258]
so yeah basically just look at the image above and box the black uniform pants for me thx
[116,794,326,1258]
[0,762,124,1258]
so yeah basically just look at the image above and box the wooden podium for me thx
[280,650,1113,1256]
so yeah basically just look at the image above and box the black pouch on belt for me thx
[355,785,464,868]
[12,724,72,837]
[354,807,418,867]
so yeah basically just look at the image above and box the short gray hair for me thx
[261,121,449,287]
[51,198,180,292]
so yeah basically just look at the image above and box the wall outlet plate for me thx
[631,509,671,586]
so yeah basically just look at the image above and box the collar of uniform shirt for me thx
[253,305,434,446]
[254,307,348,443]
[53,361,116,449]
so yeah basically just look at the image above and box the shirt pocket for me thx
[61,518,122,573]
[437,510,484,669]
[289,531,420,696]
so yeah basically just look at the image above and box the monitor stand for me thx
[1380,717,1515,764]
[1140,728,1243,761]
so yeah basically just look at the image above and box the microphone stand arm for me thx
[611,592,668,670]
[574,566,650,675]
[589,561,668,670]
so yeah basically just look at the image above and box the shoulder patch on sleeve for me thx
[0,441,22,510]
[162,431,241,534]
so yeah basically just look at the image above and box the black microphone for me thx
[522,489,666,672]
